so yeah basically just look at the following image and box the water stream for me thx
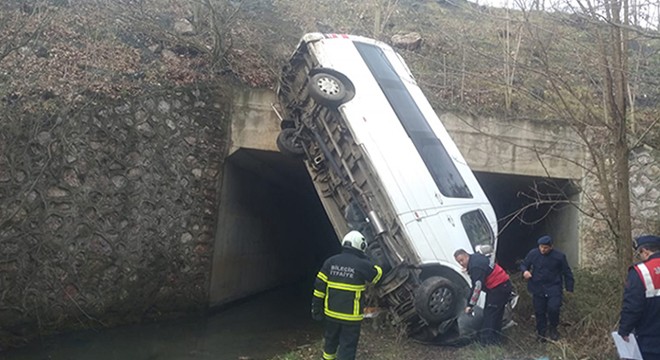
[1,284,320,360]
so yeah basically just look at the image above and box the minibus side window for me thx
[461,210,494,248]
[353,42,472,198]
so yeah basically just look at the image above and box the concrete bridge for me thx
[209,89,585,307]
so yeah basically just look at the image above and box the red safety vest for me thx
[634,257,660,299]
[486,263,509,290]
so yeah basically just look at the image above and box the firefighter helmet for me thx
[343,230,367,251]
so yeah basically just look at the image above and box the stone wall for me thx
[579,146,660,269]
[0,86,229,347]
[630,146,660,236]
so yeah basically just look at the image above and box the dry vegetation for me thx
[274,271,622,360]
[2,0,659,135]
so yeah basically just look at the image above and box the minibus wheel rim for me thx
[414,276,457,323]
[308,72,348,105]
[429,288,453,315]
[316,76,340,95]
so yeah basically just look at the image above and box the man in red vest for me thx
[454,249,512,345]
[618,235,660,360]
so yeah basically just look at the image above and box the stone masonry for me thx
[0,86,229,348]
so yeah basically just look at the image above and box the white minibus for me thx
[276,33,503,340]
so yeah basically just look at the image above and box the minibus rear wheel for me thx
[414,276,457,323]
[308,71,347,107]
[276,128,304,157]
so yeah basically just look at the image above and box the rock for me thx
[127,168,143,180]
[174,18,195,35]
[161,49,178,61]
[63,169,81,187]
[391,32,423,51]
[111,175,127,189]
[137,122,155,138]
[180,232,193,244]
[47,187,69,198]
[158,100,171,113]
[184,136,197,145]
[34,46,49,58]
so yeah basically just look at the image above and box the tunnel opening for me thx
[209,150,581,322]
[474,172,580,272]
[210,148,340,308]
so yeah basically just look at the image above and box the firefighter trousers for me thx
[322,320,361,360]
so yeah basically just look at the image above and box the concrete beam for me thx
[440,113,584,179]
[229,89,280,156]
[230,90,585,180]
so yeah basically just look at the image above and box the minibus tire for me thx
[308,72,347,106]
[276,128,304,157]
[414,276,457,324]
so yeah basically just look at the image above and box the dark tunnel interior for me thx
[474,172,579,271]
[210,149,340,307]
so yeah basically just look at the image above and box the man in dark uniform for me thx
[520,235,574,341]
[618,235,660,360]
[454,248,512,345]
[311,230,383,360]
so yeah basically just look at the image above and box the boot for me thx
[536,331,547,343]
[548,327,559,341]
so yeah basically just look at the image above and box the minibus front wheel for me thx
[414,276,458,323]
[308,71,350,107]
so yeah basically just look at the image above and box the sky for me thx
[474,0,659,29]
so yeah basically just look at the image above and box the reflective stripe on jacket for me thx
[486,263,509,290]
[634,257,660,298]
[313,247,382,322]
[619,253,660,355]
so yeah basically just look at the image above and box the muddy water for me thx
[2,284,321,360]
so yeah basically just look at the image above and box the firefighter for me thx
[520,235,574,341]
[311,230,383,360]
[618,235,660,360]
[454,249,512,345]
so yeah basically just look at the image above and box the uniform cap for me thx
[634,235,660,250]
[537,235,553,245]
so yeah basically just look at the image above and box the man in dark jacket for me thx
[520,235,574,341]
[618,235,660,360]
[454,249,512,345]
[312,230,383,360]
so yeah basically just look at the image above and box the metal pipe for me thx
[368,210,386,235]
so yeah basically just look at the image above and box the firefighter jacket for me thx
[520,247,574,296]
[466,253,510,307]
[312,247,383,323]
[618,252,660,355]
